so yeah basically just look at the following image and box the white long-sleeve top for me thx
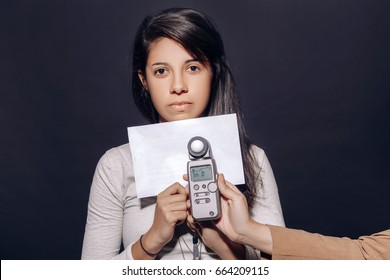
[81,143,285,259]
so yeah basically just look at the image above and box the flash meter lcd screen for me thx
[190,164,212,182]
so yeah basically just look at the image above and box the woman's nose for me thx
[170,73,188,95]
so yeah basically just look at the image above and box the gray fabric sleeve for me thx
[250,147,285,226]
[243,146,285,259]
[81,152,133,260]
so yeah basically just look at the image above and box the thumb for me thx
[217,174,241,200]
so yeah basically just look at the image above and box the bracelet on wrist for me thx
[139,234,159,258]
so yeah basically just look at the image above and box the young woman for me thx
[81,7,285,260]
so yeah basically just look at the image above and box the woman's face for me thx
[138,37,212,122]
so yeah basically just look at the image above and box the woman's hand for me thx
[142,183,189,255]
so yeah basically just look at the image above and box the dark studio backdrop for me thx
[1,0,389,259]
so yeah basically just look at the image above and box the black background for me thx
[1,0,389,259]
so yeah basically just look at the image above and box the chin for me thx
[162,113,198,122]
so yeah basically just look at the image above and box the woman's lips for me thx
[170,101,192,111]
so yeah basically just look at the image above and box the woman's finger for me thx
[159,182,187,198]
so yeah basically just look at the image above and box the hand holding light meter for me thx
[187,136,221,221]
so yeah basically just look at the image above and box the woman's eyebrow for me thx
[151,62,169,66]
[151,58,199,67]
[185,58,199,63]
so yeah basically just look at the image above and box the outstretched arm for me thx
[216,173,390,260]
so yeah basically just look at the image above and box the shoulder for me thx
[250,144,266,165]
[96,143,133,175]
[104,143,131,161]
[250,144,265,156]
[92,143,135,196]
[249,144,276,178]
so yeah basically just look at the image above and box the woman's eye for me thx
[188,65,200,72]
[154,68,167,76]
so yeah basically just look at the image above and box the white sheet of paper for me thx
[127,113,244,198]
